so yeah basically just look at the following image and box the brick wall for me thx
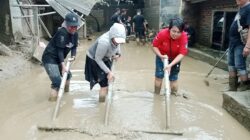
[183,0,237,47]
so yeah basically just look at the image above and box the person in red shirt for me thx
[152,18,188,95]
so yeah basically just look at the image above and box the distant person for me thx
[125,16,132,36]
[42,12,79,101]
[227,0,250,91]
[152,18,188,95]
[84,23,126,102]
[184,22,196,47]
[132,9,147,44]
[120,8,128,24]
[110,8,122,25]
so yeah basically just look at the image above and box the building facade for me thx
[183,0,237,50]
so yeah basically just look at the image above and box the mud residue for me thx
[0,39,250,140]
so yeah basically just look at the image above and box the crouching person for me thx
[152,18,188,95]
[84,23,126,102]
[42,12,79,101]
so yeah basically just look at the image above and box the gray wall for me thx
[1,0,13,45]
[144,0,183,31]
[144,0,160,30]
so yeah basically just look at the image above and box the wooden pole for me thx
[32,7,39,55]
[164,56,171,129]
[53,60,71,120]
[104,62,115,126]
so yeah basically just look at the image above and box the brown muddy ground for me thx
[0,39,249,140]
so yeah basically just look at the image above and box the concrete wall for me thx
[223,92,250,131]
[144,0,183,31]
[1,0,13,45]
[160,0,182,28]
[86,9,105,33]
[144,0,160,30]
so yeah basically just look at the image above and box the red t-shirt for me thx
[152,28,188,60]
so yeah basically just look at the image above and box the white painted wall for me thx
[9,0,24,36]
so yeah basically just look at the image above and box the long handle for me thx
[104,79,114,126]
[205,49,228,78]
[164,57,171,129]
[104,61,115,126]
[53,60,71,120]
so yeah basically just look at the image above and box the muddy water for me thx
[0,39,249,140]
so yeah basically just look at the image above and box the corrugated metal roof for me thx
[46,0,97,26]
[46,0,69,17]
[56,0,97,16]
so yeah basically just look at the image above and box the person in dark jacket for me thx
[132,9,147,44]
[120,8,128,24]
[42,12,79,101]
[184,22,196,47]
[110,8,122,25]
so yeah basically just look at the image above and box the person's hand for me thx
[112,54,121,61]
[160,55,168,60]
[107,72,115,82]
[68,56,76,62]
[160,55,171,74]
[243,46,250,57]
[164,64,172,75]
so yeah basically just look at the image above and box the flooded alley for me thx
[0,39,249,140]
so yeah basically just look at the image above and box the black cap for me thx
[65,12,79,26]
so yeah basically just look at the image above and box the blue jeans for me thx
[44,63,72,90]
[155,56,180,81]
[227,42,247,75]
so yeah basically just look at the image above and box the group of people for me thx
[111,8,148,44]
[41,11,188,102]
[41,0,250,103]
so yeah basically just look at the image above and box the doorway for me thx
[211,11,237,51]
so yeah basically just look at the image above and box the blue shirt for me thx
[229,4,250,44]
